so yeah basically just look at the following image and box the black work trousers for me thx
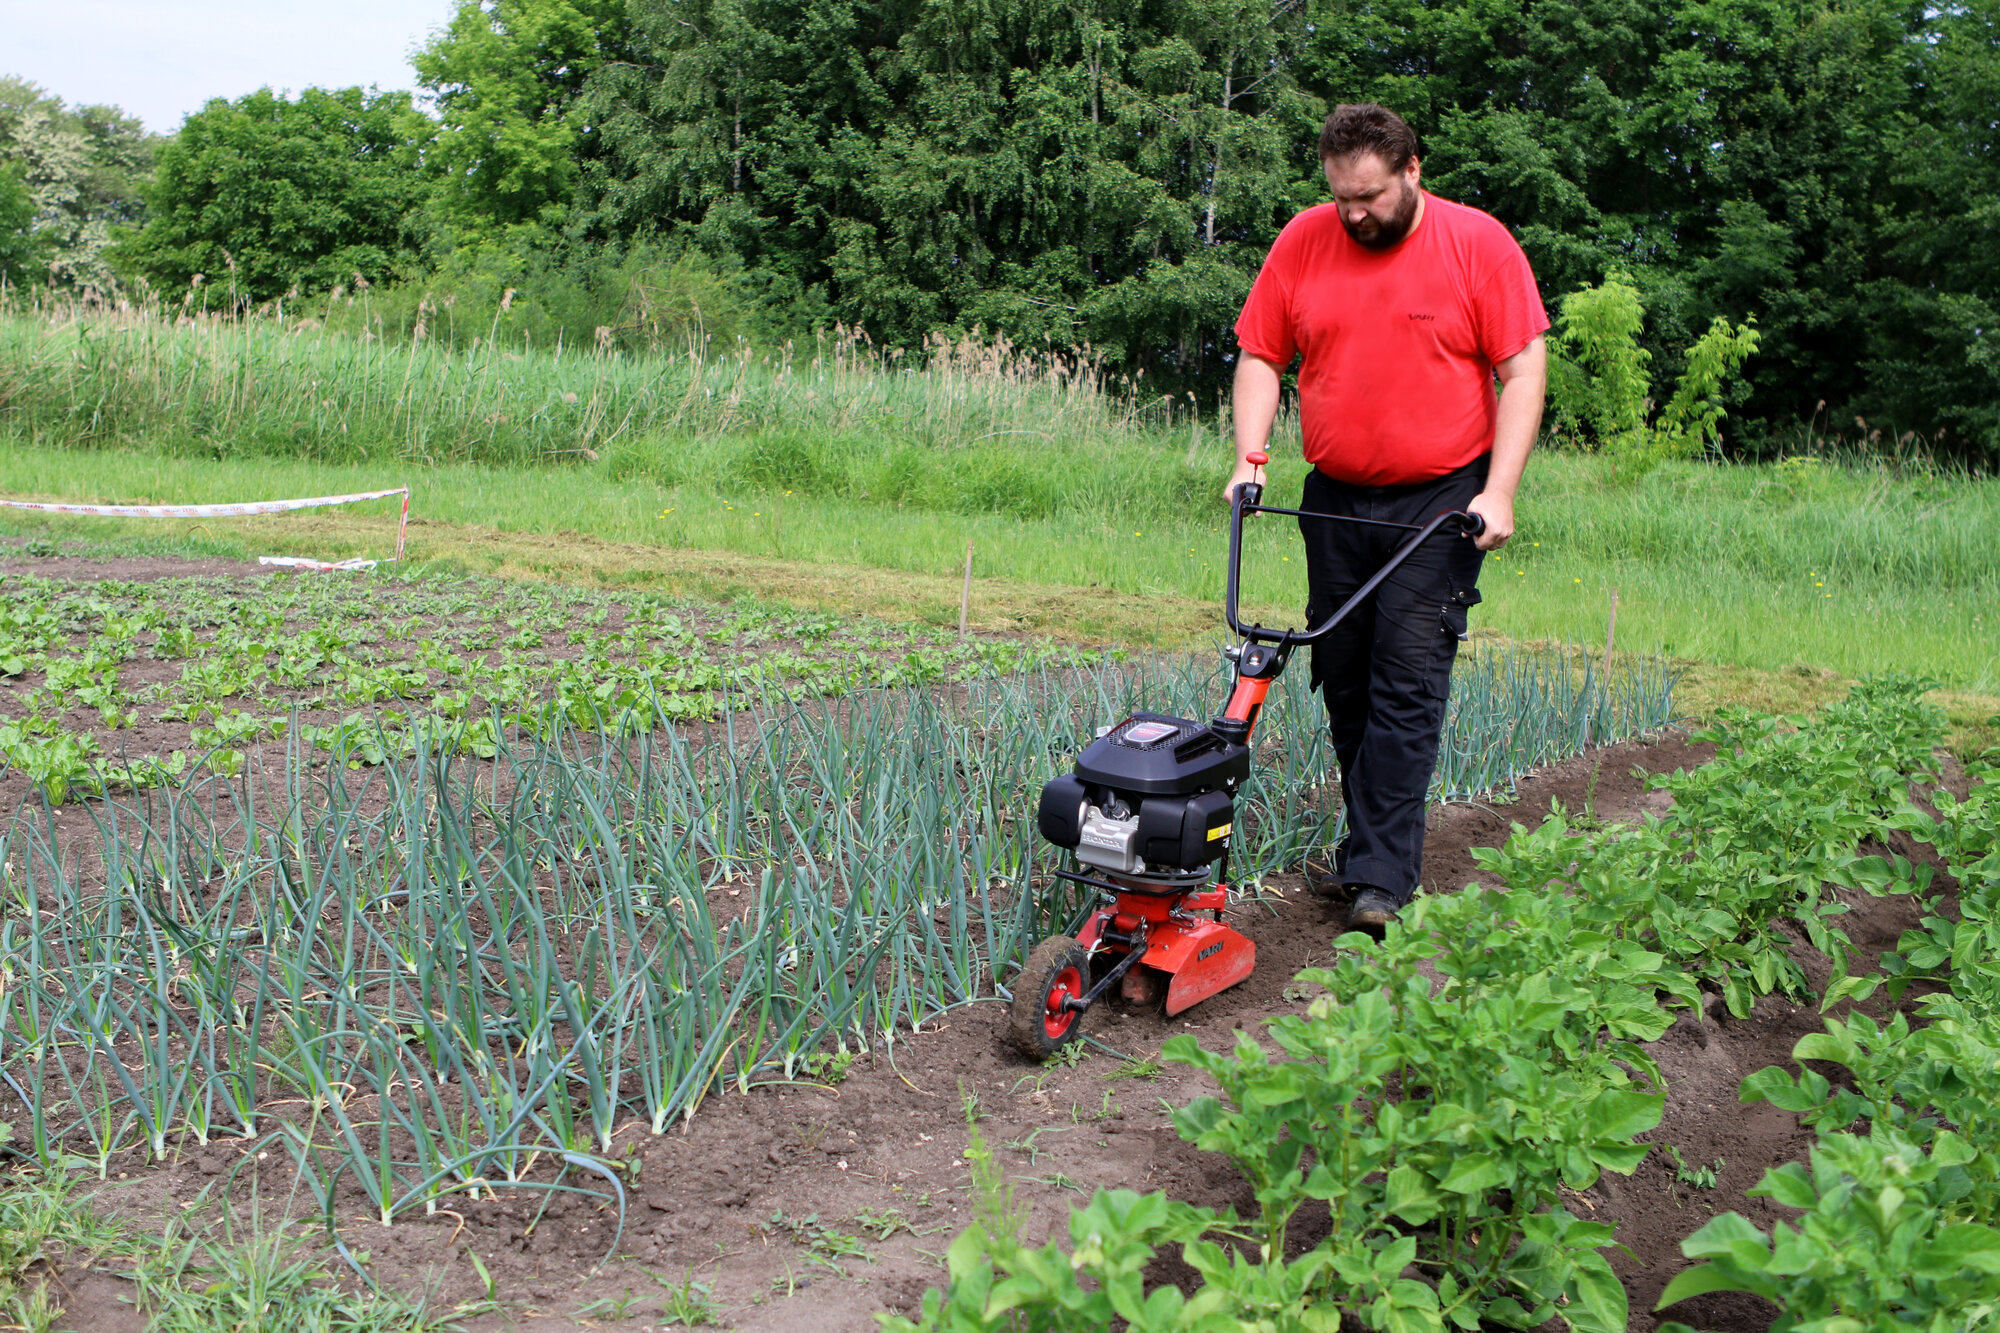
[1298,457,1488,904]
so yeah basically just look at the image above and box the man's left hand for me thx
[1466,491,1514,551]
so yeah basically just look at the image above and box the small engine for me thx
[1036,712,1251,888]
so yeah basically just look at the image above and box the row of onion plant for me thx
[0,645,1675,1250]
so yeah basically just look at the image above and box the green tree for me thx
[1289,0,1998,463]
[414,0,632,233]
[577,0,1322,379]
[0,78,157,291]
[1846,0,2000,457]
[125,87,434,303]
[0,160,36,283]
[1551,274,1760,478]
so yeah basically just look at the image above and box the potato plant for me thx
[1655,1131,2000,1333]
[0,570,1102,800]
[897,678,2000,1333]
[1671,751,2000,1331]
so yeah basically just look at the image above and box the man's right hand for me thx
[1223,457,1264,504]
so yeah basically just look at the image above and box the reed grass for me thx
[5,303,1991,687]
[0,648,1674,1241]
[0,306,1242,522]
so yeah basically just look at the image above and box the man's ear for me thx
[1406,156,1422,185]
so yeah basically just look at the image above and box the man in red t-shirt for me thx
[1229,103,1548,937]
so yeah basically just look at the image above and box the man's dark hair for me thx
[1318,104,1420,171]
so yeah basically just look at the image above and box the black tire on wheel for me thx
[1009,935,1091,1060]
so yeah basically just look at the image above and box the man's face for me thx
[1323,151,1421,249]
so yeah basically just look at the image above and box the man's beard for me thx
[1342,182,1419,249]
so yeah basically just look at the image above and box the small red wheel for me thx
[1009,935,1090,1060]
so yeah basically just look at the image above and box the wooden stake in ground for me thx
[959,541,975,638]
[1584,587,1620,755]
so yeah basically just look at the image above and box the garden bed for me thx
[30,733,1966,1333]
[17,557,1990,1333]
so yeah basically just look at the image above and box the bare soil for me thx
[37,731,1958,1333]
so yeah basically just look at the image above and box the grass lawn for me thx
[3,441,1995,753]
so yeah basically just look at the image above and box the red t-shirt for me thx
[1234,193,1549,486]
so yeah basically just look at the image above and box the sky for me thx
[1,0,459,132]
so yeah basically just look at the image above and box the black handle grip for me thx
[1462,511,1486,537]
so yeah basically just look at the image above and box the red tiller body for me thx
[1006,447,1483,1056]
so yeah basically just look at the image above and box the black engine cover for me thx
[1037,774,1088,847]
[1037,712,1248,873]
[1136,787,1234,868]
[1074,712,1249,795]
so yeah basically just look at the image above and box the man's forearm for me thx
[1232,354,1283,461]
[1463,336,1546,548]
[1486,339,1547,501]
[1486,394,1540,502]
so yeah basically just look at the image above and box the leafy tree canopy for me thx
[0,161,35,283]
[568,0,2000,459]
[415,0,634,234]
[576,0,1325,385]
[124,86,433,304]
[0,77,158,290]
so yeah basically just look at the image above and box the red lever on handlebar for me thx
[1246,451,1268,467]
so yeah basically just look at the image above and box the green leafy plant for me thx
[1666,1146,1723,1191]
[1655,1131,2000,1333]
[764,1211,873,1272]
[1159,881,1661,1333]
[652,1267,722,1326]
[1550,275,1760,481]
[879,1187,1237,1333]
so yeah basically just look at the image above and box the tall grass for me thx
[0,649,1674,1237]
[0,305,1252,524]
[3,304,1994,687]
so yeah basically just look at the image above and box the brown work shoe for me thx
[1345,887,1400,940]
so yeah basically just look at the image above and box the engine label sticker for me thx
[1206,823,1232,841]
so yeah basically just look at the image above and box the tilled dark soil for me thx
[47,731,1958,1333]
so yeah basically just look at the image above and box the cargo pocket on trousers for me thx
[1422,587,1480,703]
[1439,586,1482,642]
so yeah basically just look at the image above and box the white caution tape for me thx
[257,556,379,572]
[1,486,411,560]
